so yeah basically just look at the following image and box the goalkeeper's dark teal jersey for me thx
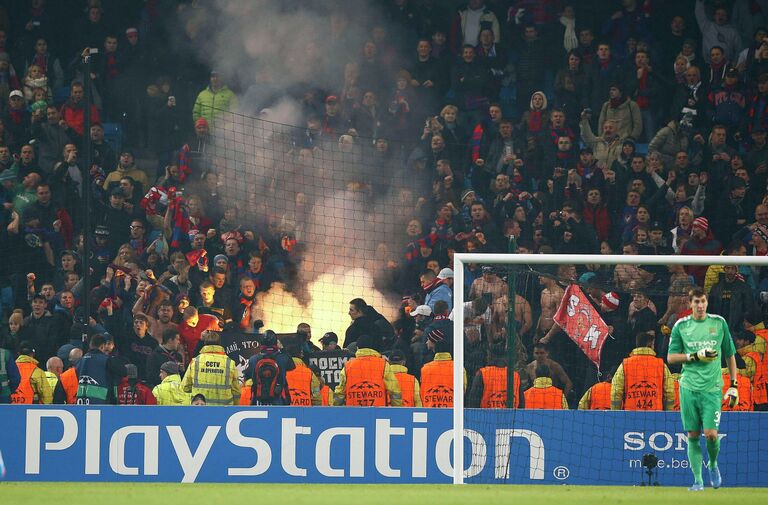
[669,314,735,393]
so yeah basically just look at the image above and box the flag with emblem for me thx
[553,284,611,369]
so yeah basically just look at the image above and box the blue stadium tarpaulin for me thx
[0,406,765,486]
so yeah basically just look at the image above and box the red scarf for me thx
[528,110,543,132]
[239,296,255,330]
[609,96,624,108]
[636,69,650,109]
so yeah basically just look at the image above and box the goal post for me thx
[452,253,768,486]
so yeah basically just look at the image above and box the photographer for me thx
[549,201,599,254]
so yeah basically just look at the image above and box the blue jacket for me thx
[0,347,20,403]
[425,282,453,312]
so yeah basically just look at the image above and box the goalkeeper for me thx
[667,287,739,491]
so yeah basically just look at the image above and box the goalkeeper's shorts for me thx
[680,387,722,431]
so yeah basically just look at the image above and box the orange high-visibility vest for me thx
[287,364,313,406]
[588,382,612,410]
[745,351,767,405]
[673,380,680,411]
[524,384,565,409]
[622,354,664,411]
[321,384,331,406]
[394,371,416,407]
[59,367,79,404]
[11,361,40,404]
[721,371,753,411]
[345,355,387,406]
[239,380,252,406]
[479,366,520,408]
[420,359,454,407]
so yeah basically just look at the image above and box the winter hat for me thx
[160,361,180,375]
[213,254,228,265]
[602,292,620,311]
[692,217,709,233]
[194,117,209,128]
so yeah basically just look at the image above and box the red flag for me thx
[553,284,610,369]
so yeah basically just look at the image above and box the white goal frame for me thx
[451,253,768,484]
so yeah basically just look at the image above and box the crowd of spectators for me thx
[1,0,768,408]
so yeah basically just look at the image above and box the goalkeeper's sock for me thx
[687,436,704,485]
[706,437,720,469]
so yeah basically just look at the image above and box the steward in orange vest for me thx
[578,377,612,410]
[309,364,332,406]
[524,363,567,409]
[334,334,402,406]
[11,343,53,404]
[672,373,681,411]
[389,350,421,407]
[467,344,524,408]
[734,330,768,410]
[721,368,753,411]
[420,329,466,408]
[611,332,675,410]
[239,379,253,405]
[284,340,322,406]
[53,347,83,404]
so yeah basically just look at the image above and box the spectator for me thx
[449,0,500,54]
[599,82,642,141]
[523,363,568,409]
[192,70,238,128]
[580,112,624,168]
[343,297,395,350]
[145,329,184,389]
[244,330,295,406]
[59,82,100,140]
[695,0,742,63]
[116,363,157,405]
[708,264,757,330]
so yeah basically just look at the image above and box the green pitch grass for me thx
[1,483,765,504]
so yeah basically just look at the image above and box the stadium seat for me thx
[102,122,123,155]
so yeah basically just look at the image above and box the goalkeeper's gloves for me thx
[688,349,718,362]
[724,380,739,408]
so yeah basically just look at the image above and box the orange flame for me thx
[254,267,398,346]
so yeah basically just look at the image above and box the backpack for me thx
[252,352,282,402]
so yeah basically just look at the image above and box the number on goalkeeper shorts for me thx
[583,325,600,349]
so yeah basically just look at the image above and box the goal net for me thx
[452,253,768,486]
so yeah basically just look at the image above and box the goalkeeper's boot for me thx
[688,482,705,492]
[709,465,722,489]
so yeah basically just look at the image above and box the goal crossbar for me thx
[451,253,768,484]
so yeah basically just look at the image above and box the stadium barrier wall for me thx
[0,406,765,486]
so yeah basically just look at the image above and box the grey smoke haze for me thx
[186,1,431,328]
[201,1,378,116]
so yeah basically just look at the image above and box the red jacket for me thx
[116,379,157,405]
[178,313,220,357]
[582,203,612,242]
[60,100,100,136]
